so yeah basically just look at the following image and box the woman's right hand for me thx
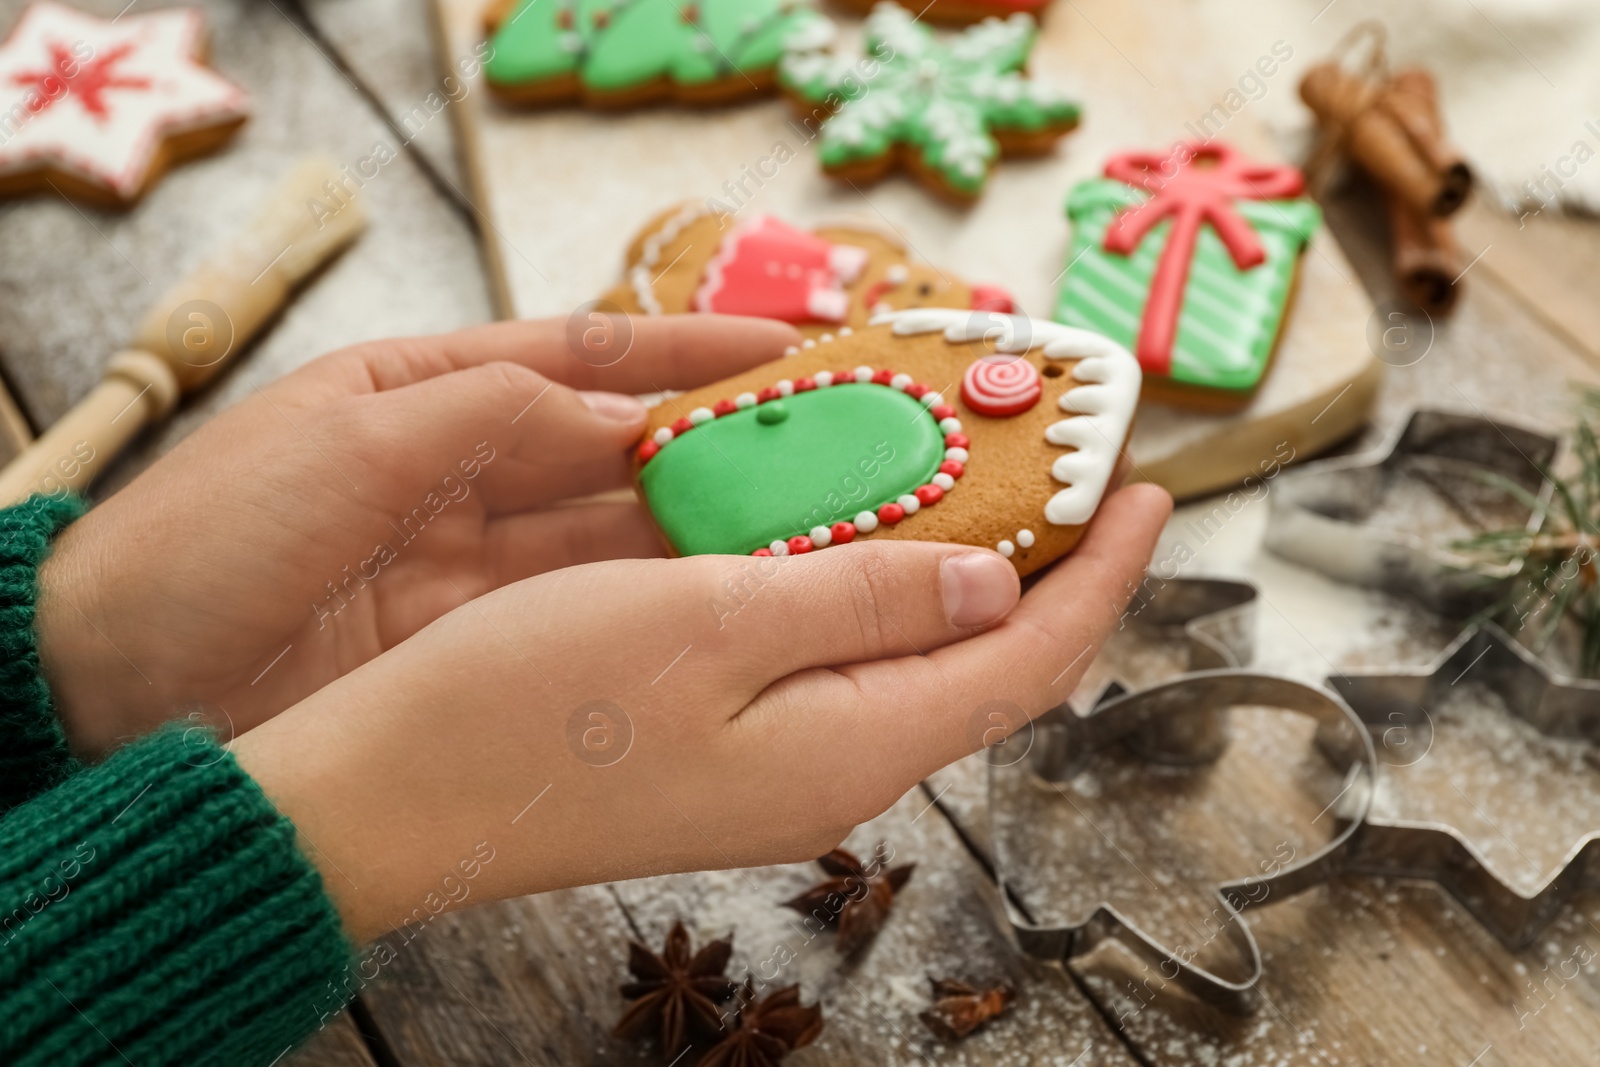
[231,483,1170,941]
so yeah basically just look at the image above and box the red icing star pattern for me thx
[0,2,250,199]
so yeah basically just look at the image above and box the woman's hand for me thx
[231,483,1171,942]
[35,315,801,757]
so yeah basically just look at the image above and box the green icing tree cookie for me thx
[779,2,1080,199]
[485,0,833,106]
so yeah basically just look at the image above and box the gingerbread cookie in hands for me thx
[0,1,250,208]
[633,309,1141,576]
[602,203,1016,339]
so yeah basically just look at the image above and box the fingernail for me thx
[942,552,1018,628]
[580,391,646,423]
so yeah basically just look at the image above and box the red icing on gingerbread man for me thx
[693,216,869,324]
[1102,142,1304,376]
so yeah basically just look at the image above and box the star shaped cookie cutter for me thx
[1329,623,1600,948]
[985,578,1379,1013]
[1265,408,1557,616]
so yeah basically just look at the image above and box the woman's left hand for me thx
[35,314,801,756]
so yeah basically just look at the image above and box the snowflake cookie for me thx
[779,2,1080,201]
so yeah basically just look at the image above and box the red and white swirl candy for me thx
[960,355,1041,417]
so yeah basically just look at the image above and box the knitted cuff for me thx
[0,726,355,1067]
[0,492,87,812]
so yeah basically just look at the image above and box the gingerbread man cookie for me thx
[602,203,1016,338]
[0,2,249,208]
[779,2,1080,202]
[483,0,833,108]
[833,0,1054,27]
[1054,141,1321,412]
[633,309,1141,576]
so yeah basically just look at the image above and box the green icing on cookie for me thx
[640,385,944,556]
[1054,178,1321,393]
[486,0,832,96]
[779,3,1080,196]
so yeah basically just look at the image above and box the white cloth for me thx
[1189,0,1600,215]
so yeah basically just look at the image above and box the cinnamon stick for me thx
[1300,63,1473,218]
[1389,194,1462,315]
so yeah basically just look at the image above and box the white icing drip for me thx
[631,202,717,315]
[873,309,1141,527]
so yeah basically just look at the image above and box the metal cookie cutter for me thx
[1265,408,1557,615]
[986,578,1378,1012]
[1330,623,1600,947]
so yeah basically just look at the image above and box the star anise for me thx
[781,845,915,956]
[918,977,1015,1041]
[699,979,824,1067]
[615,921,736,1056]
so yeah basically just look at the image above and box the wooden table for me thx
[2,1,1599,1064]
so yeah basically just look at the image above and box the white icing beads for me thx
[946,447,970,463]
[854,509,880,533]
[653,427,674,445]
[810,525,832,548]
[777,379,795,396]
[939,418,963,434]
[735,392,758,409]
[891,373,913,391]
[853,365,873,383]
[1017,529,1036,548]
[815,371,834,387]
[897,494,920,515]
[770,539,790,556]
[920,392,944,408]
[689,407,714,425]
[998,540,1016,558]
[932,472,955,491]
[784,345,800,357]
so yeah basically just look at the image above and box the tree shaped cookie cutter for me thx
[1265,408,1557,616]
[1329,623,1600,948]
[986,578,1379,1012]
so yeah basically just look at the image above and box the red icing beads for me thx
[638,439,660,463]
[670,416,693,435]
[758,386,781,403]
[795,377,816,392]
[915,484,943,506]
[713,398,738,417]
[905,383,929,400]
[830,522,856,544]
[871,368,895,385]
[752,547,772,557]
[930,404,956,421]
[939,459,965,479]
[878,503,906,525]
[945,433,970,449]
[787,535,814,554]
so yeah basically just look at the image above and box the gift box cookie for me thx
[0,1,249,208]
[1053,141,1321,411]
[632,309,1141,576]
[483,0,833,108]
[602,203,1016,338]
[779,3,1080,201]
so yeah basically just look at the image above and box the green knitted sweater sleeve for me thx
[0,726,356,1067]
[0,493,87,813]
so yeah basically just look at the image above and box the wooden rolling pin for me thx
[0,158,366,504]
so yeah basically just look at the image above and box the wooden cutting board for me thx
[433,0,1379,500]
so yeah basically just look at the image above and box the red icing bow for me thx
[1102,142,1305,375]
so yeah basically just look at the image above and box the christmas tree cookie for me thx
[1054,141,1322,411]
[483,0,833,108]
[633,308,1141,576]
[0,2,250,208]
[833,0,1054,27]
[602,202,1017,338]
[779,2,1080,202]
